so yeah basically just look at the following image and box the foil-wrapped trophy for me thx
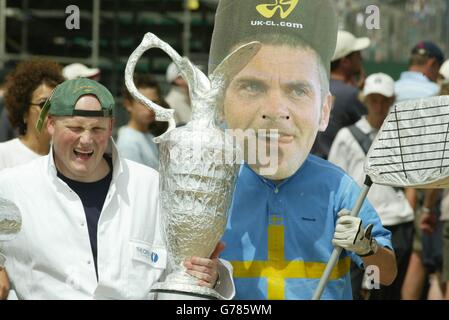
[125,33,260,299]
[0,197,22,267]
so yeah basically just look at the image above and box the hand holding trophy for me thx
[125,33,260,299]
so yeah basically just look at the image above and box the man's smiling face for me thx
[48,95,113,182]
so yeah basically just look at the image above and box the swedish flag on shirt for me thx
[221,155,392,300]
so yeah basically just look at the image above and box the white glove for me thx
[332,209,378,257]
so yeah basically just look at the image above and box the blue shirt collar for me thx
[242,157,309,190]
[399,71,431,83]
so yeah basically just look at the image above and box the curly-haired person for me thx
[0,59,64,170]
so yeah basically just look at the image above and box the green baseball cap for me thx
[208,0,338,78]
[36,78,115,132]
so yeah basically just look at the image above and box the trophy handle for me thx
[125,33,213,140]
[125,33,177,141]
[207,41,262,121]
[209,41,262,88]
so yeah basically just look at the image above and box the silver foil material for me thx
[154,123,238,299]
[0,197,22,242]
[125,33,260,299]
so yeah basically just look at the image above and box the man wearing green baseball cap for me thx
[210,0,397,299]
[35,78,116,183]
[0,78,233,299]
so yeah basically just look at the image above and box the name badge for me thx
[130,240,167,269]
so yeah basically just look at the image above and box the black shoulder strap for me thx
[348,124,404,192]
[348,124,373,155]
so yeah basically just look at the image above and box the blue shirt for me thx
[395,71,440,102]
[116,126,159,170]
[221,155,392,300]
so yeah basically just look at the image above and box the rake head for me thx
[365,95,449,188]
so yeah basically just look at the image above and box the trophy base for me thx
[151,282,223,300]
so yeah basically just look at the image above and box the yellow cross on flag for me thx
[231,223,350,299]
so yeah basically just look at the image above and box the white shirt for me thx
[0,138,43,299]
[328,117,414,226]
[0,138,41,170]
[0,141,234,299]
[165,86,191,126]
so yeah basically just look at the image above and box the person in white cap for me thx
[332,30,371,86]
[164,62,191,126]
[312,30,371,160]
[329,73,414,300]
[62,63,101,81]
